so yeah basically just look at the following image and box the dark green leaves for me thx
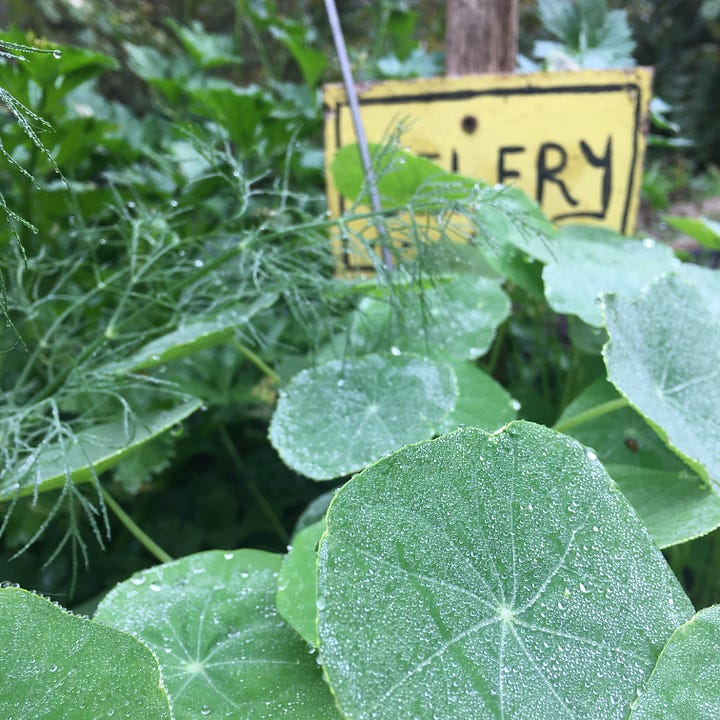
[318,423,692,719]
[0,586,173,719]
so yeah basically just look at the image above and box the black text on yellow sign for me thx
[324,68,652,270]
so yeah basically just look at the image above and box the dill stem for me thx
[100,487,172,564]
[219,426,289,544]
[232,340,281,385]
[552,397,630,434]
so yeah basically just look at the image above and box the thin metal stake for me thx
[323,0,395,271]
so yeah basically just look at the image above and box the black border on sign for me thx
[332,81,643,272]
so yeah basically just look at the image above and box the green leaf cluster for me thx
[1,10,720,718]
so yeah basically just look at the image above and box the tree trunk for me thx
[445,0,518,75]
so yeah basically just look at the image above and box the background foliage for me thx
[0,0,718,617]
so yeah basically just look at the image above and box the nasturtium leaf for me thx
[269,354,457,480]
[472,187,556,265]
[567,315,608,355]
[557,379,688,472]
[0,586,172,719]
[440,359,517,433]
[543,226,680,327]
[349,276,511,361]
[603,273,720,491]
[605,465,720,549]
[0,399,202,500]
[677,262,720,315]
[556,380,720,547]
[277,520,325,646]
[630,605,720,720]
[293,490,337,536]
[94,550,340,720]
[472,229,545,298]
[317,422,692,720]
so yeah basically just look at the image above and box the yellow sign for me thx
[324,68,652,271]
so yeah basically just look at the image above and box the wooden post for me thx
[445,0,518,75]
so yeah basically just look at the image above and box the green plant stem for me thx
[232,339,281,384]
[100,487,172,564]
[552,397,630,434]
[485,320,507,377]
[219,426,289,543]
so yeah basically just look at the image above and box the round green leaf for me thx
[0,586,172,719]
[556,380,720,547]
[543,226,680,327]
[677,262,720,314]
[607,465,720,549]
[318,422,692,720]
[349,275,511,361]
[269,354,457,480]
[440,359,517,433]
[473,187,556,264]
[95,549,339,720]
[603,273,720,490]
[277,520,325,647]
[557,379,688,472]
[630,605,720,720]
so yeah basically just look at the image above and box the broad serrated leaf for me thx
[0,399,201,500]
[603,273,720,490]
[0,586,173,719]
[317,422,692,720]
[112,295,276,373]
[630,605,720,720]
[556,379,720,547]
[269,354,457,480]
[94,550,340,720]
[543,226,679,327]
[277,520,325,646]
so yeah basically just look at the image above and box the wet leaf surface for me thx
[269,353,457,480]
[630,605,720,720]
[543,226,679,327]
[603,273,720,490]
[318,422,692,719]
[95,549,340,720]
[0,586,172,719]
